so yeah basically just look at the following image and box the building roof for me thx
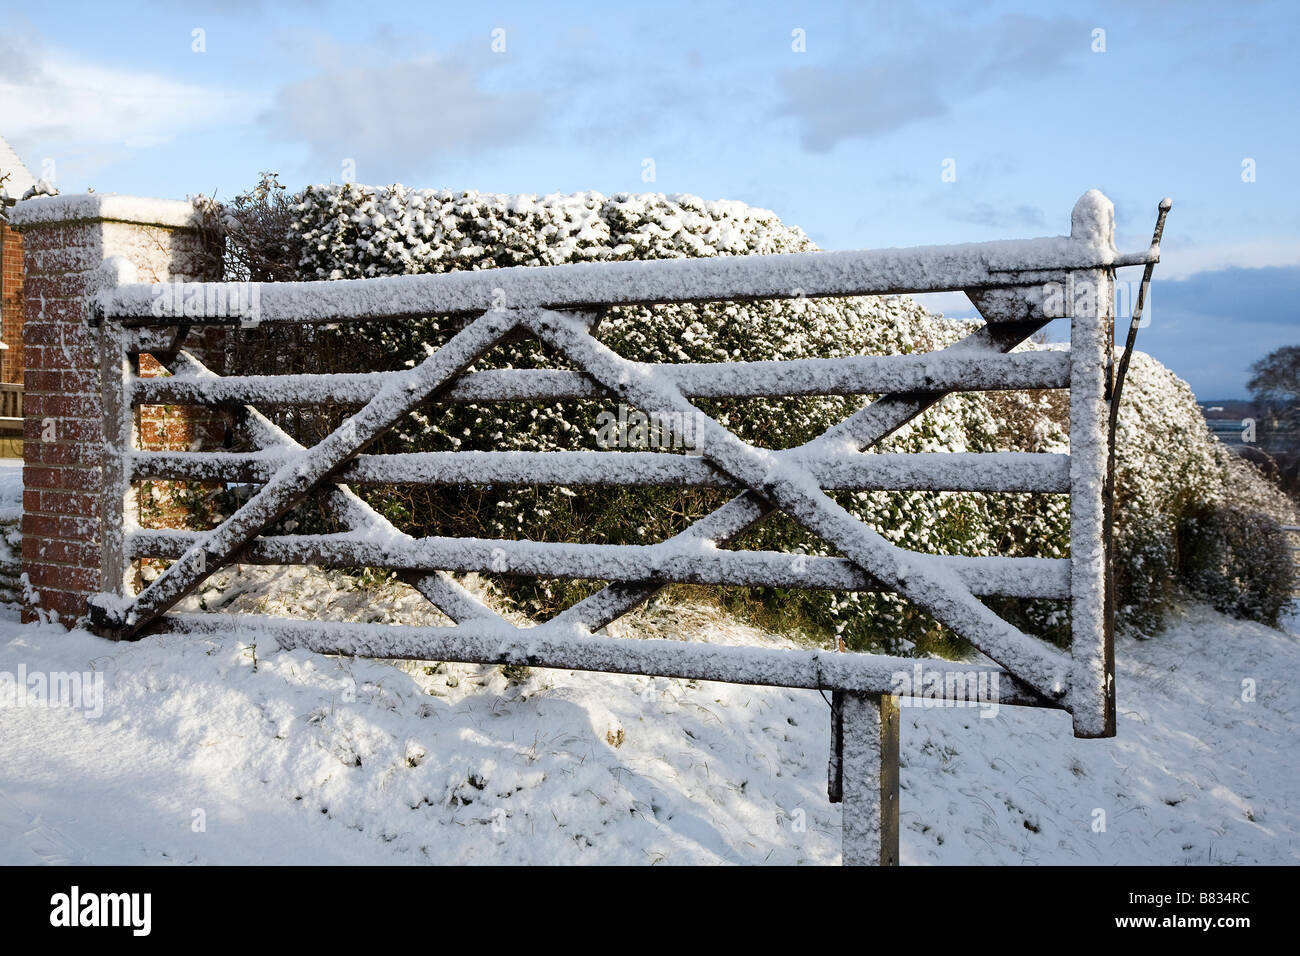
[0,135,38,199]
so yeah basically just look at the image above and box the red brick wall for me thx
[1,220,23,384]
[136,346,231,532]
[20,236,107,621]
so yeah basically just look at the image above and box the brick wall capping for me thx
[9,194,202,232]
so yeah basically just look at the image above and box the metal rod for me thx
[1110,198,1172,428]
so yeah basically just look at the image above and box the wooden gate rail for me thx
[130,449,1073,492]
[130,351,1072,404]
[95,217,1157,327]
[130,529,1071,597]
[168,612,1047,704]
[82,189,1169,865]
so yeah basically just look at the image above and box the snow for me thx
[0,461,21,606]
[1070,188,1115,251]
[0,580,1295,864]
[0,460,22,525]
[8,193,201,230]
[8,180,1292,862]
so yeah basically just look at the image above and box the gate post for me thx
[9,195,213,625]
[1066,190,1118,738]
[840,692,900,866]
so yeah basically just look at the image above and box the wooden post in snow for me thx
[840,692,900,866]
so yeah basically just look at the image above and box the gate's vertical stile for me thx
[1099,272,1119,740]
[99,320,138,599]
[1067,192,1119,737]
[840,692,900,866]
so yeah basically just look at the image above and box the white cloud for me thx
[776,13,1085,151]
[259,55,542,181]
[0,37,262,162]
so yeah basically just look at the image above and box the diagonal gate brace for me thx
[523,308,1071,705]
[89,308,520,639]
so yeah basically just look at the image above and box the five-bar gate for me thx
[85,189,1169,865]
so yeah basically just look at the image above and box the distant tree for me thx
[1248,345,1300,500]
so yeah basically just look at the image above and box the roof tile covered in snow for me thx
[0,135,38,199]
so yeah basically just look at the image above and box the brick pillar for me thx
[9,195,216,626]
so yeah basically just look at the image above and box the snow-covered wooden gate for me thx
[86,189,1169,865]
[1285,526,1300,587]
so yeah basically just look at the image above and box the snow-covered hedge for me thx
[1109,354,1297,630]
[1178,456,1298,627]
[202,180,1295,650]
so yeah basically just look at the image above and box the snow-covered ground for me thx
[0,567,1296,864]
[0,459,22,524]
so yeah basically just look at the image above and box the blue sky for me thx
[2,0,1296,397]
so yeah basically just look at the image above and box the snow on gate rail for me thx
[84,189,1169,865]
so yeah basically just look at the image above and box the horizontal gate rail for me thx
[80,189,1172,866]
[96,226,1159,327]
[130,529,1072,598]
[130,351,1072,405]
[130,449,1072,493]
[166,612,1048,705]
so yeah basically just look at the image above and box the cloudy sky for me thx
[1,0,1296,397]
